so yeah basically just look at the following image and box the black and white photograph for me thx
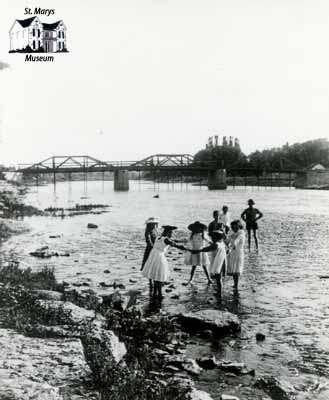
[1,1,329,399]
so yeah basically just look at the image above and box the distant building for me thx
[9,16,67,52]
[309,163,326,171]
[206,135,241,150]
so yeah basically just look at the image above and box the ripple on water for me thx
[1,182,329,398]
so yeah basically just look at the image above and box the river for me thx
[2,180,329,400]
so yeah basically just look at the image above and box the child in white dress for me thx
[192,230,226,293]
[142,225,186,298]
[227,220,245,291]
[185,221,212,285]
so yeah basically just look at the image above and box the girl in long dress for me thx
[227,220,245,291]
[185,221,212,285]
[141,217,159,271]
[142,225,186,298]
[191,230,227,293]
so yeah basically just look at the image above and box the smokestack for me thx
[223,136,227,146]
[229,136,233,147]
[214,135,218,146]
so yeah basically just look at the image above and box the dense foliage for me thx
[194,138,329,170]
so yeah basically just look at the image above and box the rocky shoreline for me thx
[0,182,295,400]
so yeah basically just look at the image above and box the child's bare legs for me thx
[233,274,239,291]
[187,265,197,284]
[253,229,259,250]
[153,281,164,298]
[202,265,212,284]
[247,229,251,250]
[215,273,222,294]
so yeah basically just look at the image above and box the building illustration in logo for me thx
[9,16,68,53]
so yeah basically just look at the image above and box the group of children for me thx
[140,199,263,299]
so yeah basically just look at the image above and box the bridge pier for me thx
[114,170,129,191]
[208,169,227,190]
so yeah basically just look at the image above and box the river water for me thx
[2,181,329,399]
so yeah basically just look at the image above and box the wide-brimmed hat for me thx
[145,217,159,225]
[209,230,225,241]
[230,219,243,229]
[248,199,255,205]
[188,221,207,232]
[162,225,177,232]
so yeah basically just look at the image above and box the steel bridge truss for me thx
[17,154,197,174]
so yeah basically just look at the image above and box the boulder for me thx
[197,356,219,370]
[190,388,214,400]
[80,325,126,384]
[101,291,129,311]
[254,376,295,400]
[33,290,63,301]
[165,355,203,375]
[256,332,266,341]
[167,377,213,400]
[63,288,102,310]
[0,378,63,400]
[35,300,99,326]
[175,309,241,336]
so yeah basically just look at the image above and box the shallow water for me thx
[2,180,329,399]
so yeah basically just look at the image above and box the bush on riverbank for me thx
[0,191,43,218]
[0,263,192,400]
[0,263,59,290]
[95,306,192,399]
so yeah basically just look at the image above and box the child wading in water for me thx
[185,221,212,285]
[141,217,159,290]
[241,199,263,250]
[227,220,245,291]
[142,225,186,299]
[192,230,227,293]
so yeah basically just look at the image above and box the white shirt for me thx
[219,212,231,227]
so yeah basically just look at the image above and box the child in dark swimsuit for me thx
[241,199,263,250]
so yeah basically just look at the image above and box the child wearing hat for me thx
[191,230,227,293]
[185,221,212,285]
[141,217,159,271]
[142,225,187,298]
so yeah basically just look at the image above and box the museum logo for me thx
[9,8,68,62]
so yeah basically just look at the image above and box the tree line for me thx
[193,138,329,171]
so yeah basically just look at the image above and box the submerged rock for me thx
[256,332,266,341]
[87,223,98,229]
[197,356,219,370]
[175,309,241,336]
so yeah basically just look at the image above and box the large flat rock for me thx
[0,328,90,398]
[175,309,241,336]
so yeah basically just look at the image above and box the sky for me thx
[1,0,329,165]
